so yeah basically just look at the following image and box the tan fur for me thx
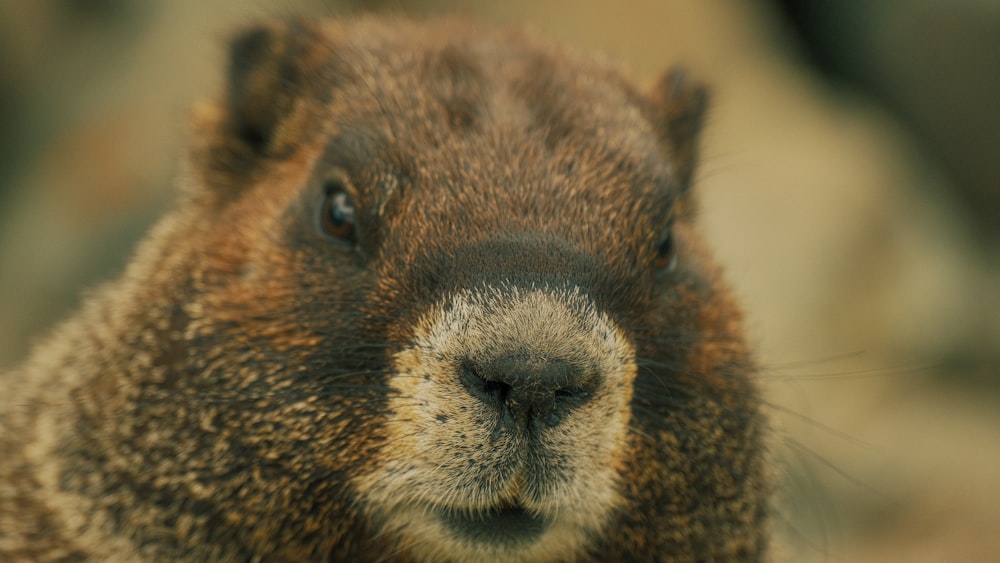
[363,287,634,561]
[1,16,768,562]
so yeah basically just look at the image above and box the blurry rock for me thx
[775,0,1000,241]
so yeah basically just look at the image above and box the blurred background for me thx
[1,1,997,560]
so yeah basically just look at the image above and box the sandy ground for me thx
[1,1,998,560]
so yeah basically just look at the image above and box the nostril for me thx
[482,378,512,403]
[554,388,575,399]
[459,360,511,407]
[553,386,590,409]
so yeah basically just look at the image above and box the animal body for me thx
[0,17,768,562]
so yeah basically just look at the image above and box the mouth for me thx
[438,502,549,545]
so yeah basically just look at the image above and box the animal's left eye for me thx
[653,231,677,273]
[321,181,357,243]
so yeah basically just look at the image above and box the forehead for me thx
[312,19,675,239]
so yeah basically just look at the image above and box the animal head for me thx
[115,17,764,561]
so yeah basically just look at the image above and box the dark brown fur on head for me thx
[0,17,767,562]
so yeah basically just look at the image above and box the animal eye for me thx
[653,231,677,273]
[320,181,357,242]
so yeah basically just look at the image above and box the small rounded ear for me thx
[224,19,322,155]
[649,68,709,192]
[190,19,331,199]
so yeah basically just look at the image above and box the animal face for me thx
[128,17,767,560]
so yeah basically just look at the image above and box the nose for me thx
[459,354,595,429]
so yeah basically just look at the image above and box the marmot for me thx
[0,17,768,562]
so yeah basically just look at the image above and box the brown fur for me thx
[0,17,768,561]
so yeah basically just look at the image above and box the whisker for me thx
[783,436,901,509]
[760,400,871,448]
[762,362,932,383]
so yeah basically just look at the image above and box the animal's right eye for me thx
[320,181,357,243]
[652,230,678,274]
